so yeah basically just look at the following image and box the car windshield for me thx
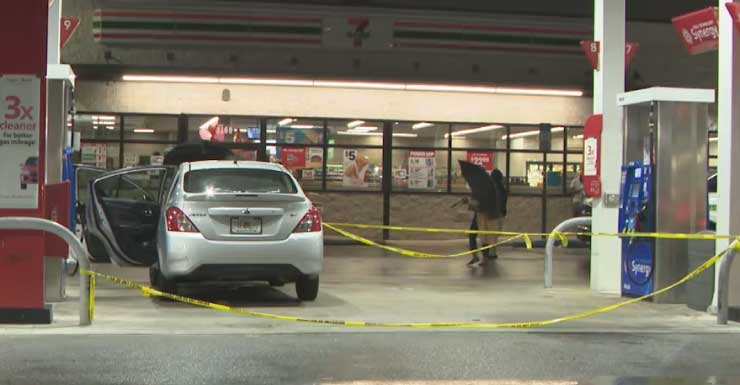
[184,168,298,194]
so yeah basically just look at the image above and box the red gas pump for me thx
[0,0,51,323]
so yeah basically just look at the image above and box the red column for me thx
[0,0,50,323]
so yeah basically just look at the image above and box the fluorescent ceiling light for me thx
[266,129,277,133]
[502,126,564,140]
[134,128,155,134]
[278,118,295,126]
[445,124,503,138]
[337,131,417,137]
[313,80,405,90]
[412,122,434,130]
[199,116,219,130]
[709,137,718,142]
[351,126,378,131]
[572,134,584,140]
[122,74,583,97]
[92,115,116,121]
[105,125,116,130]
[347,120,365,128]
[123,75,219,83]
[290,124,317,129]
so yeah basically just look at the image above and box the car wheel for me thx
[150,264,177,299]
[296,275,319,301]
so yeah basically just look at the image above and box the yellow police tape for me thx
[78,241,738,329]
[324,223,532,258]
[325,222,737,241]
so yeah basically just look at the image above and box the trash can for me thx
[686,239,716,311]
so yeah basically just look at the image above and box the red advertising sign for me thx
[60,17,80,48]
[580,40,600,70]
[727,2,740,34]
[580,40,639,69]
[281,147,306,168]
[672,7,719,54]
[466,151,493,171]
[582,114,603,198]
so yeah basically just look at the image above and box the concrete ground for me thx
[2,243,738,334]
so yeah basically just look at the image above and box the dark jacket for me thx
[490,169,508,218]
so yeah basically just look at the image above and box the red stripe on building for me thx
[93,11,321,24]
[94,33,322,44]
[393,20,588,36]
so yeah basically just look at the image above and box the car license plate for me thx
[231,217,262,234]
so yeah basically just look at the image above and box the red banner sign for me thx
[281,147,306,168]
[672,7,719,54]
[60,17,80,49]
[580,40,600,70]
[582,114,603,198]
[727,2,740,34]
[466,151,493,171]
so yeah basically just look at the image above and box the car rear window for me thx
[183,168,298,194]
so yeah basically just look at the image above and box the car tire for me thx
[150,264,177,299]
[296,275,319,301]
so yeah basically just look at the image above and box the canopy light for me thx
[290,124,317,129]
[337,131,417,138]
[133,128,155,134]
[122,75,584,97]
[445,124,504,138]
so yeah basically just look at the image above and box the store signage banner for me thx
[281,147,306,168]
[0,75,41,209]
[277,127,323,145]
[579,40,599,70]
[466,151,493,171]
[672,7,719,54]
[408,150,436,189]
[308,147,323,168]
[342,149,369,187]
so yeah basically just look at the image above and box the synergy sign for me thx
[0,75,40,209]
[672,7,719,54]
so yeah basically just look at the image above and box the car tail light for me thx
[165,207,199,233]
[293,206,322,233]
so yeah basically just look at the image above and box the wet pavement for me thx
[2,244,737,334]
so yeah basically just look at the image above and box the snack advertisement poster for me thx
[342,149,369,187]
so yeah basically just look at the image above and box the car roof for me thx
[181,160,287,173]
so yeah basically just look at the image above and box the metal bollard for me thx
[0,217,91,326]
[717,244,737,325]
[544,217,591,289]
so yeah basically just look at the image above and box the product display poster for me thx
[281,147,306,168]
[308,147,323,168]
[0,75,41,209]
[408,150,436,189]
[277,127,323,145]
[342,149,369,187]
[466,151,493,171]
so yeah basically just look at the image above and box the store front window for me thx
[188,116,261,144]
[325,147,382,191]
[75,114,121,140]
[450,123,506,149]
[124,115,178,141]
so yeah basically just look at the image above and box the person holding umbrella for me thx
[457,161,507,267]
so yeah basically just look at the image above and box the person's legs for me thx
[477,214,491,266]
[467,213,480,266]
[488,217,504,259]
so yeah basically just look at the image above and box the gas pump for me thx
[617,87,714,302]
[619,162,654,296]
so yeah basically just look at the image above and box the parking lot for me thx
[5,243,737,335]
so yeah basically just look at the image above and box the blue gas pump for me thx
[62,147,76,230]
[619,161,655,297]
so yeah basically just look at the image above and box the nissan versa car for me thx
[85,161,324,301]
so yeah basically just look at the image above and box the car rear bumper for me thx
[158,230,323,281]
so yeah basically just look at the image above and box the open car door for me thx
[86,166,175,266]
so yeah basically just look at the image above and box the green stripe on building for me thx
[394,30,581,47]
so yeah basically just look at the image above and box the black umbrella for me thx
[163,141,235,166]
[458,160,497,216]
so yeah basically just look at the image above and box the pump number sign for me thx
[0,75,40,209]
